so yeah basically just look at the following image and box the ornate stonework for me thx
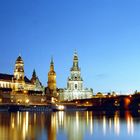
[59,52,93,101]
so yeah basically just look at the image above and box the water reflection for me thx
[0,111,140,140]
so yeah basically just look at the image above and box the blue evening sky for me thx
[0,0,140,93]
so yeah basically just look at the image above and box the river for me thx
[0,111,140,140]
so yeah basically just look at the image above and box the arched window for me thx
[75,84,77,89]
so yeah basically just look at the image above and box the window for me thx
[75,84,77,89]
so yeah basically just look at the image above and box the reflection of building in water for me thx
[59,52,93,101]
[62,112,85,140]
[114,111,120,135]
[0,111,137,140]
[0,112,48,140]
[50,113,57,140]
[125,112,134,135]
[55,111,93,140]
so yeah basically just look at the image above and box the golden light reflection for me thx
[109,118,112,131]
[89,112,93,135]
[50,113,57,140]
[126,112,134,135]
[86,111,89,125]
[11,113,15,129]
[114,112,120,135]
[22,112,29,139]
[0,111,138,140]
[34,113,36,124]
[103,116,106,135]
[58,111,64,126]
[76,111,79,129]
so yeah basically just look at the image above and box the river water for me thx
[0,111,140,140]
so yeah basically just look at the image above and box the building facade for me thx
[59,52,93,101]
[0,56,43,92]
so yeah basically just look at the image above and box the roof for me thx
[24,76,32,84]
[0,73,13,81]
[16,56,22,61]
[0,73,32,84]
[16,56,24,64]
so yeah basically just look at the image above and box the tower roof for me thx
[71,51,80,71]
[16,55,24,64]
[73,51,78,61]
[51,57,54,65]
[32,69,37,78]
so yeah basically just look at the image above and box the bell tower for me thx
[67,52,83,90]
[47,57,56,91]
[13,55,25,91]
[14,55,24,83]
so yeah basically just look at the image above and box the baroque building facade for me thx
[0,56,43,93]
[59,52,93,101]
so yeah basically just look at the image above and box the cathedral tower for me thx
[47,57,56,91]
[14,55,24,83]
[31,69,43,91]
[67,52,83,91]
[31,69,37,84]
[59,51,93,101]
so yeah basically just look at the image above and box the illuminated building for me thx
[59,52,93,101]
[0,55,43,92]
[47,57,56,91]
[46,58,58,101]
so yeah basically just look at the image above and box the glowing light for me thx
[22,112,29,139]
[57,105,65,111]
[25,99,29,104]
[89,112,93,135]
[114,112,120,135]
[109,118,112,130]
[58,111,64,125]
[51,97,55,103]
[103,116,106,135]
[126,112,134,135]
[76,112,79,129]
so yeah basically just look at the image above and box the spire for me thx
[16,55,23,64]
[71,51,80,71]
[32,69,36,78]
[50,57,54,71]
[51,56,54,65]
[31,69,36,84]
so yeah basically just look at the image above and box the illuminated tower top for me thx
[48,57,56,91]
[14,55,24,82]
[50,57,54,71]
[71,51,80,71]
